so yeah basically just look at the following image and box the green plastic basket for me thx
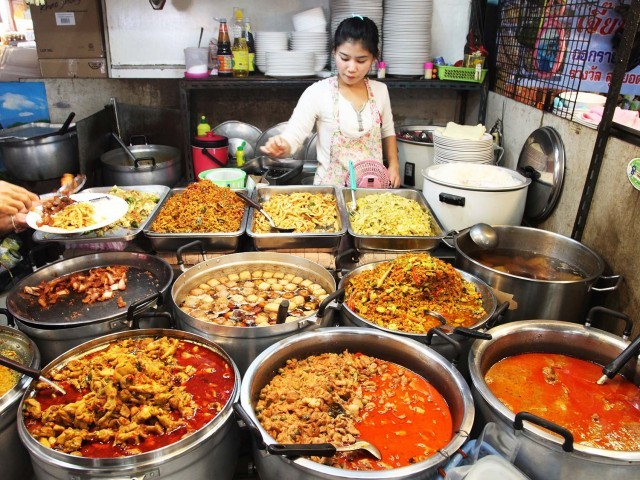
[437,66,487,83]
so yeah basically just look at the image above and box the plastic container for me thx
[377,61,386,79]
[192,132,229,176]
[196,116,211,136]
[200,168,246,188]
[184,47,209,78]
[235,142,246,166]
[437,66,487,83]
[424,62,433,80]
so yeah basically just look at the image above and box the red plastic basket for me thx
[344,160,391,189]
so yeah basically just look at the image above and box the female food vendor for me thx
[260,15,401,187]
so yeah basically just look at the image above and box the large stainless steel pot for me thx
[100,141,182,187]
[337,260,502,378]
[454,226,621,323]
[1,126,78,181]
[468,319,640,480]
[6,252,174,363]
[171,252,338,375]
[0,321,40,480]
[239,327,474,480]
[17,328,241,480]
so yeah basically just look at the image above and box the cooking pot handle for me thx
[317,289,345,318]
[451,326,492,340]
[590,274,623,293]
[334,248,360,272]
[440,229,460,249]
[425,328,462,365]
[202,147,227,167]
[129,134,149,146]
[176,240,207,271]
[132,311,175,330]
[584,306,633,340]
[485,301,510,330]
[513,412,574,452]
[439,192,465,206]
[0,307,15,327]
[233,402,267,449]
[127,292,164,325]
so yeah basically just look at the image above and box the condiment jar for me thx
[377,61,386,79]
[424,62,433,80]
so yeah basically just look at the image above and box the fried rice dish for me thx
[344,253,486,333]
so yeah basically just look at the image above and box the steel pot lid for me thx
[100,144,180,170]
[517,126,565,224]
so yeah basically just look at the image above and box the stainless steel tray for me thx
[246,185,347,251]
[32,185,170,245]
[143,187,248,252]
[341,188,445,252]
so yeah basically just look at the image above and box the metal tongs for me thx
[0,354,66,395]
[235,191,295,233]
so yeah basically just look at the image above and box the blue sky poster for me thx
[0,82,49,129]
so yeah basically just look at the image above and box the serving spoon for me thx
[267,440,382,460]
[596,332,640,385]
[235,191,295,233]
[0,354,66,395]
[469,223,498,249]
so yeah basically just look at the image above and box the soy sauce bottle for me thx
[217,18,233,77]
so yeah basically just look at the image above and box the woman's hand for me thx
[260,135,292,158]
[387,163,401,188]
[0,181,39,216]
[0,210,29,236]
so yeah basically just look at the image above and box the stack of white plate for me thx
[330,0,383,75]
[255,31,289,73]
[292,7,327,33]
[382,0,432,76]
[432,130,496,165]
[291,31,330,72]
[266,50,317,78]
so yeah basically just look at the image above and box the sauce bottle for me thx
[244,17,256,75]
[217,18,233,77]
[231,10,249,77]
[196,115,211,136]
[235,142,246,166]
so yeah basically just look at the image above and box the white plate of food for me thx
[27,193,129,234]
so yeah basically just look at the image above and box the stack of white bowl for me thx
[382,0,432,76]
[432,129,496,165]
[266,51,317,78]
[291,32,330,72]
[292,7,327,32]
[255,31,289,73]
[330,0,383,75]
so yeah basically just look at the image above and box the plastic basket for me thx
[437,66,487,83]
[199,168,246,188]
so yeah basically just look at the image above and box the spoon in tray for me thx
[0,354,66,395]
[235,191,295,233]
[347,160,358,214]
[267,440,382,460]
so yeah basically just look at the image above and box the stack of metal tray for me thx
[32,185,170,246]
[341,188,445,252]
[246,185,348,251]
[143,187,249,252]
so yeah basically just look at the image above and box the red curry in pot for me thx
[485,352,640,451]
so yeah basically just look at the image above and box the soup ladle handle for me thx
[598,332,640,385]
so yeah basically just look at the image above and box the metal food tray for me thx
[32,185,170,245]
[341,188,445,252]
[246,185,348,251]
[143,187,248,252]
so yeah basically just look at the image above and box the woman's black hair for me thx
[333,16,379,58]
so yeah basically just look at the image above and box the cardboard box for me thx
[30,0,105,59]
[39,58,108,78]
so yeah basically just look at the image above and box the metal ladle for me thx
[235,191,295,233]
[111,132,138,164]
[469,223,499,249]
[0,354,66,395]
[597,332,640,385]
[267,440,382,460]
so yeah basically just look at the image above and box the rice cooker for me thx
[396,125,439,189]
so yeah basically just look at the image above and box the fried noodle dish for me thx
[22,336,235,457]
[150,182,244,233]
[349,193,435,236]
[24,266,129,308]
[37,196,96,230]
[253,192,338,233]
[345,253,486,333]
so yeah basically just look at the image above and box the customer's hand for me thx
[0,210,29,236]
[260,135,292,158]
[0,181,39,216]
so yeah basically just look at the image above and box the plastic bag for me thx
[0,235,22,271]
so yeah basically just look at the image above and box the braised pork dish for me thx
[179,268,330,326]
[485,352,640,451]
[22,336,235,457]
[344,253,486,333]
[256,350,453,470]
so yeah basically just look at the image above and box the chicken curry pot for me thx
[17,329,241,480]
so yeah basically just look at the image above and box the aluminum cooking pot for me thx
[6,252,174,363]
[453,225,622,323]
[171,252,338,375]
[337,260,505,379]
[239,327,474,480]
[17,328,241,480]
[468,317,640,480]
[0,321,40,480]
[100,136,182,187]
